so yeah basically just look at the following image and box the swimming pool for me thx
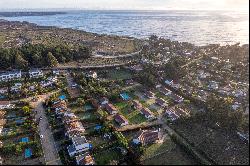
[84,104,94,111]
[21,137,29,143]
[59,95,66,100]
[24,148,32,158]
[120,93,131,100]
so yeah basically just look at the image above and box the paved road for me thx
[116,120,162,132]
[31,93,62,165]
[93,50,141,59]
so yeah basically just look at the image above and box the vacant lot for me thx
[171,120,249,165]
[143,143,199,165]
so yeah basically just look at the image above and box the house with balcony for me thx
[140,107,154,119]
[0,70,22,82]
[114,114,129,126]
[133,129,162,146]
[104,103,118,115]
[29,69,43,78]
[67,136,92,157]
[75,153,95,165]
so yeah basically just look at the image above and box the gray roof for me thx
[29,69,42,73]
[0,70,21,76]
[72,136,87,146]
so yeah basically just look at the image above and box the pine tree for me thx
[14,53,28,69]
[47,52,59,67]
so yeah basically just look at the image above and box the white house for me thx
[52,70,60,75]
[67,136,91,157]
[40,81,53,88]
[10,83,22,92]
[85,71,97,79]
[159,87,172,96]
[29,69,43,78]
[165,79,173,86]
[208,81,219,90]
[0,101,14,109]
[0,70,22,82]
[0,87,8,94]
[100,97,109,105]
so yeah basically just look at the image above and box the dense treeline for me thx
[0,43,91,69]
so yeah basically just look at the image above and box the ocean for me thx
[1,10,249,46]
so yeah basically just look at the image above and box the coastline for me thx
[0,10,248,46]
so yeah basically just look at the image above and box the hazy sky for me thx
[0,0,249,11]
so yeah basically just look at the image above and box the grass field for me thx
[107,69,132,80]
[114,102,147,124]
[142,144,199,165]
[94,149,121,165]
[0,34,6,45]
[141,139,175,160]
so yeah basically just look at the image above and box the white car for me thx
[40,135,44,138]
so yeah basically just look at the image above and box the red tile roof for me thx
[114,114,128,125]
[104,103,118,114]
[140,108,154,117]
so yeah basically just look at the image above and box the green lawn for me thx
[89,136,107,147]
[114,102,128,110]
[142,140,176,160]
[77,112,97,121]
[94,149,121,165]
[107,70,132,80]
[114,102,147,124]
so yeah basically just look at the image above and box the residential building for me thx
[0,70,22,82]
[165,79,173,86]
[29,69,43,78]
[125,79,134,85]
[140,108,154,119]
[100,97,109,105]
[208,81,219,90]
[75,153,95,165]
[144,91,155,99]
[10,83,22,92]
[170,94,184,103]
[172,107,189,117]
[67,136,92,157]
[114,114,129,126]
[133,129,162,146]
[159,87,172,96]
[129,64,143,72]
[132,100,142,110]
[85,71,97,79]
[165,109,179,122]
[65,121,85,138]
[0,101,14,109]
[104,103,118,115]
[52,70,60,75]
[155,98,166,107]
[0,87,8,94]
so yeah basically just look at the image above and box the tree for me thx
[76,98,85,106]
[47,52,59,67]
[114,131,129,149]
[14,53,28,69]
[22,106,31,115]
[31,53,42,66]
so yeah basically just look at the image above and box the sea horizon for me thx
[0,10,249,46]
